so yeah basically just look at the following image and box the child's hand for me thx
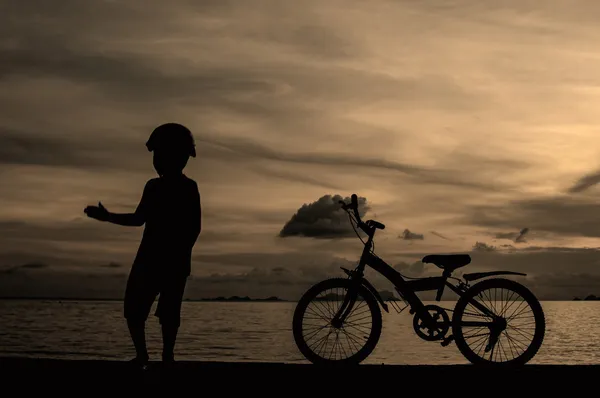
[84,202,110,222]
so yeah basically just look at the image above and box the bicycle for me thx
[292,194,546,366]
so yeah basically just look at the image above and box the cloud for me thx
[195,133,512,192]
[0,251,360,300]
[102,262,123,268]
[278,194,370,238]
[467,196,600,238]
[525,272,600,300]
[472,241,497,252]
[0,128,141,170]
[4,0,600,300]
[1,245,600,300]
[0,220,139,244]
[399,229,424,240]
[495,227,529,243]
[394,260,427,276]
[567,170,600,193]
[0,262,49,275]
[430,231,451,240]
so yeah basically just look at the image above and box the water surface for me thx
[0,300,598,364]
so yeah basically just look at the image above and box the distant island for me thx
[314,290,401,301]
[0,296,288,302]
[573,295,600,301]
[187,296,287,302]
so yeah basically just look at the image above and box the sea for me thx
[0,300,598,365]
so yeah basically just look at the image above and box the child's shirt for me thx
[132,173,201,277]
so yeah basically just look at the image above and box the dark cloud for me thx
[0,249,87,269]
[495,227,529,243]
[430,231,450,240]
[0,4,477,117]
[247,163,343,190]
[495,232,518,239]
[0,220,138,245]
[0,128,143,170]
[278,194,370,238]
[1,246,600,300]
[0,262,49,275]
[394,261,427,276]
[467,196,600,238]
[0,251,359,300]
[398,245,600,276]
[196,134,509,191]
[472,241,497,251]
[102,262,123,268]
[400,229,424,240]
[567,170,600,193]
[525,273,600,300]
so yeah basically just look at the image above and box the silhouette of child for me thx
[84,123,201,367]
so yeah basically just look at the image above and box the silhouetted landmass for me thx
[573,294,600,301]
[0,296,288,302]
[315,290,401,301]
[189,296,286,302]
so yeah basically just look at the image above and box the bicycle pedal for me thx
[440,335,454,347]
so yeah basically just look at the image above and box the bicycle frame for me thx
[333,223,500,331]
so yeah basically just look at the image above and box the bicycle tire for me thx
[452,278,545,365]
[292,277,382,365]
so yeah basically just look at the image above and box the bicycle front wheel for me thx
[292,277,382,365]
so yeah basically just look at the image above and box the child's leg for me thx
[161,323,178,362]
[127,318,149,362]
[155,275,188,361]
[123,269,158,363]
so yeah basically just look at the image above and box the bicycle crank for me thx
[413,305,450,341]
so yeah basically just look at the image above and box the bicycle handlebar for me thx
[338,194,362,223]
[339,194,386,235]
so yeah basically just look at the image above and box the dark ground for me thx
[0,356,597,393]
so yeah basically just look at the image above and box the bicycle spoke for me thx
[502,330,518,359]
[340,327,362,353]
[504,330,528,352]
[464,332,491,339]
[296,282,378,363]
[307,303,331,322]
[304,325,330,343]
[456,281,544,364]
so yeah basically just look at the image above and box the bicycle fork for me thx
[331,282,360,328]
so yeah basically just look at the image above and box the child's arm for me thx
[104,181,153,227]
[105,212,144,227]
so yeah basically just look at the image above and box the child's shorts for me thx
[124,268,188,327]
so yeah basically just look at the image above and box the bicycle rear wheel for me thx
[292,277,382,365]
[452,278,545,365]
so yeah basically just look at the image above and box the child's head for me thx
[146,123,196,176]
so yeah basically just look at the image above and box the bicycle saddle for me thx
[421,254,471,271]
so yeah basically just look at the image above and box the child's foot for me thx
[129,356,149,370]
[162,353,175,363]
[161,352,176,368]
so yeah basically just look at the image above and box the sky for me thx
[2,0,600,300]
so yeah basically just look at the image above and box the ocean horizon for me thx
[1,299,599,365]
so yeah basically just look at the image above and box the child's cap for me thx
[146,123,196,157]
